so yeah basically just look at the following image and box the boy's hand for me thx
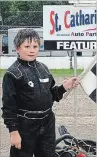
[63,77,79,90]
[10,131,21,149]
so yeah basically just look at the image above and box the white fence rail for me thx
[0,56,94,69]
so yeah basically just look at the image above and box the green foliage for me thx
[0,1,70,26]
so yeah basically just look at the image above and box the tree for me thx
[0,1,11,25]
[0,1,71,27]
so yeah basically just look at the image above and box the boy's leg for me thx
[10,138,36,157]
[34,112,56,157]
[10,118,39,157]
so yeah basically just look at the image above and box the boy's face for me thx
[17,39,39,61]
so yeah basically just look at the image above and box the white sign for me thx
[43,5,97,41]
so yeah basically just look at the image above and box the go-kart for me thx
[55,125,96,157]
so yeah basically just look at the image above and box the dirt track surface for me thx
[0,76,96,157]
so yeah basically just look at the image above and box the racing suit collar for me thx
[17,57,36,67]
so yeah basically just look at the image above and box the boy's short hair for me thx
[14,28,40,48]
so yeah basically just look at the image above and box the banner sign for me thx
[43,5,97,50]
[44,40,96,50]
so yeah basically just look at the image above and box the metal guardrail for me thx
[0,50,96,57]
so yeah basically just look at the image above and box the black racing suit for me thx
[2,58,66,157]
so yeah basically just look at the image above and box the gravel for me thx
[0,76,96,157]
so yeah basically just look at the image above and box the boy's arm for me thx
[50,76,78,102]
[1,72,18,132]
[50,76,67,102]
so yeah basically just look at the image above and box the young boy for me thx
[2,28,78,157]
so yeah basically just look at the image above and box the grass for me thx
[50,69,83,77]
[0,69,6,77]
[0,69,83,77]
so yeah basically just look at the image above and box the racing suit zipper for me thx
[33,63,44,110]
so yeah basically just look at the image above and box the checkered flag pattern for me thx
[64,55,97,103]
[80,55,97,103]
